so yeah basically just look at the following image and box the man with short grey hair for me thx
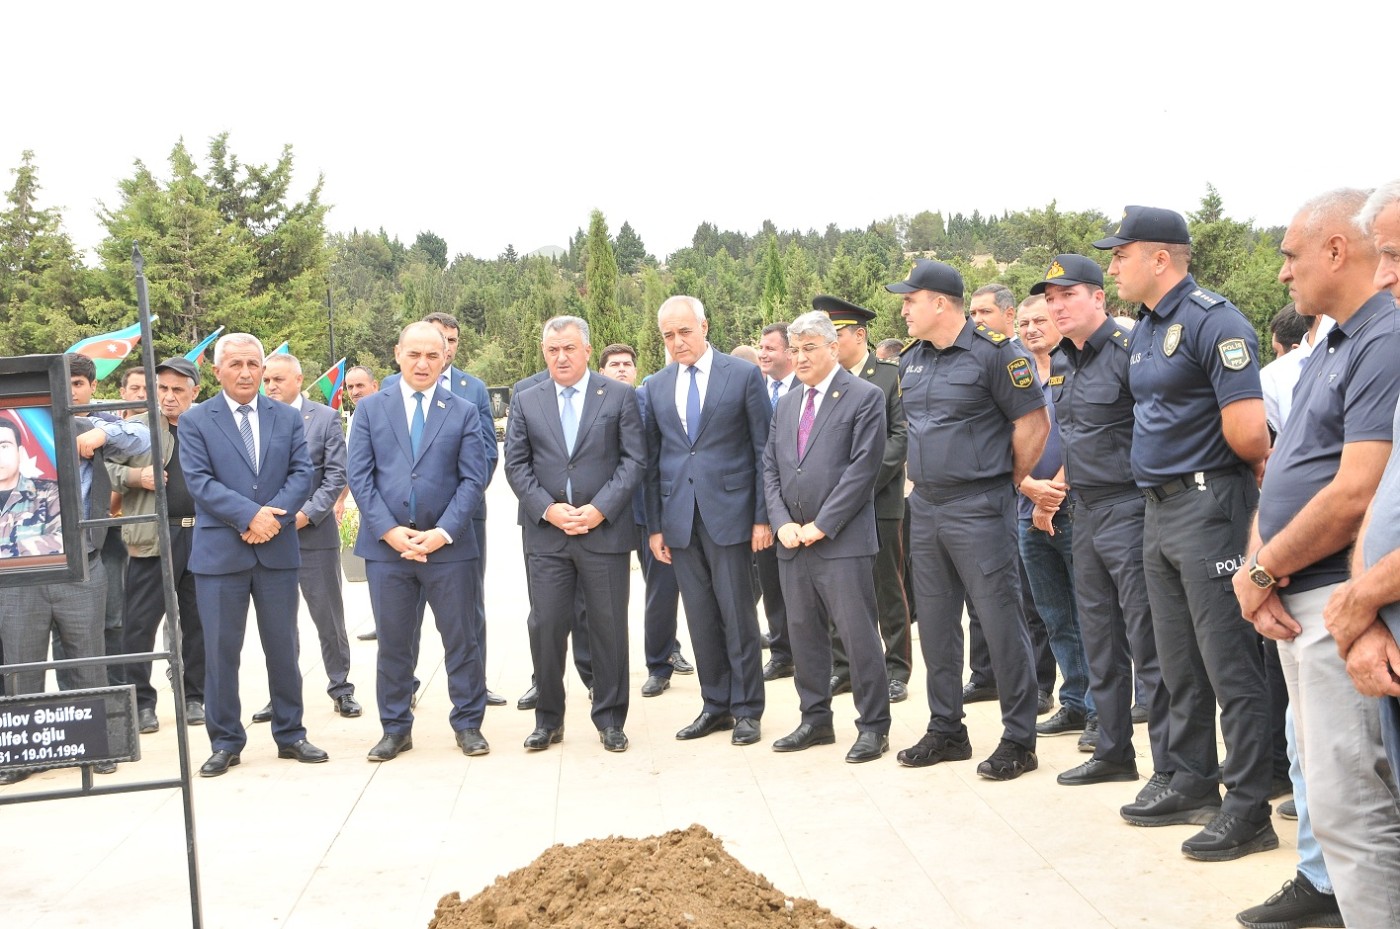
[763,311,890,762]
[506,316,644,752]
[646,295,773,746]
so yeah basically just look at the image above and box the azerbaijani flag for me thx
[184,326,225,365]
[316,358,347,410]
[65,318,156,380]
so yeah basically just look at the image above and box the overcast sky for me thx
[6,2,1392,265]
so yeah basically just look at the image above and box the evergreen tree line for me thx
[0,138,1290,392]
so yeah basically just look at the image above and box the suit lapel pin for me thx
[831,390,840,399]
[436,400,446,409]
[595,388,604,396]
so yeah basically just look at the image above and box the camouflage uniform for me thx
[0,475,63,558]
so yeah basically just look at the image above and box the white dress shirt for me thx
[222,391,260,465]
[673,344,715,435]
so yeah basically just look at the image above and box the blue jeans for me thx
[1019,515,1093,716]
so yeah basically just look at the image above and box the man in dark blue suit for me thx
[180,333,324,777]
[349,321,491,761]
[381,312,503,706]
[645,295,773,745]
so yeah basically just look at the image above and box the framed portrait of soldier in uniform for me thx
[0,354,86,586]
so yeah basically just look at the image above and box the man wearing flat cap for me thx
[109,357,207,735]
[815,295,912,704]
[887,259,1050,780]
[1031,254,1171,797]
[1094,207,1275,862]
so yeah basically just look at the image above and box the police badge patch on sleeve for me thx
[1217,338,1250,370]
[1007,357,1034,388]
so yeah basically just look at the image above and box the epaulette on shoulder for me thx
[973,323,1011,346]
[1108,327,1131,351]
[1188,288,1225,310]
[877,357,899,367]
[898,338,921,356]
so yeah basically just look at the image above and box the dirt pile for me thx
[429,823,867,929]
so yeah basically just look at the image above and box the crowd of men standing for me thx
[5,183,1400,929]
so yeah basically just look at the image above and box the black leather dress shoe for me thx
[675,712,735,740]
[138,707,159,733]
[485,690,507,707]
[278,739,329,764]
[731,717,761,745]
[669,650,695,674]
[185,702,205,725]
[772,723,836,753]
[456,728,490,756]
[516,685,539,711]
[0,769,31,786]
[356,630,378,641]
[1057,758,1140,786]
[93,761,118,775]
[251,702,273,724]
[961,681,998,703]
[600,727,628,752]
[333,695,363,718]
[829,675,852,695]
[524,726,564,751]
[762,659,795,681]
[367,733,413,762]
[846,731,890,764]
[199,750,240,777]
[888,680,908,703]
[641,675,671,697]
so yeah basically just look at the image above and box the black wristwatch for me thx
[1248,553,1277,590]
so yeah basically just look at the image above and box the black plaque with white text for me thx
[0,686,140,774]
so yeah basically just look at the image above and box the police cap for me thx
[812,294,876,328]
[1093,206,1191,249]
[1029,254,1105,295]
[884,259,964,299]
[154,357,199,382]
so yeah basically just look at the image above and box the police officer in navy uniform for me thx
[1031,254,1172,793]
[814,295,912,703]
[888,259,1050,780]
[1096,207,1276,861]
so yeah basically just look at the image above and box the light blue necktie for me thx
[409,392,425,523]
[685,365,701,445]
[236,404,257,471]
[561,385,578,502]
[770,378,780,410]
[410,391,425,456]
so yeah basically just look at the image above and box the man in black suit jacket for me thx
[505,316,645,752]
[763,311,891,763]
[646,295,772,746]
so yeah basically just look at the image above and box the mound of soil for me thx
[429,824,866,929]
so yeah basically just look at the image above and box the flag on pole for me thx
[65,318,157,380]
[315,358,348,410]
[270,341,290,356]
[184,326,225,366]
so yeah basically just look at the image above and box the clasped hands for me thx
[1024,477,1067,535]
[545,502,605,536]
[241,506,287,544]
[777,521,825,549]
[381,525,448,562]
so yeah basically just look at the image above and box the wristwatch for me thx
[1248,553,1277,590]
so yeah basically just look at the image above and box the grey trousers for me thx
[1280,583,1400,927]
[0,560,108,696]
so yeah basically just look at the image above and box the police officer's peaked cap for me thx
[884,259,964,299]
[812,294,876,328]
[1029,254,1105,295]
[1093,206,1191,249]
[154,357,199,381]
